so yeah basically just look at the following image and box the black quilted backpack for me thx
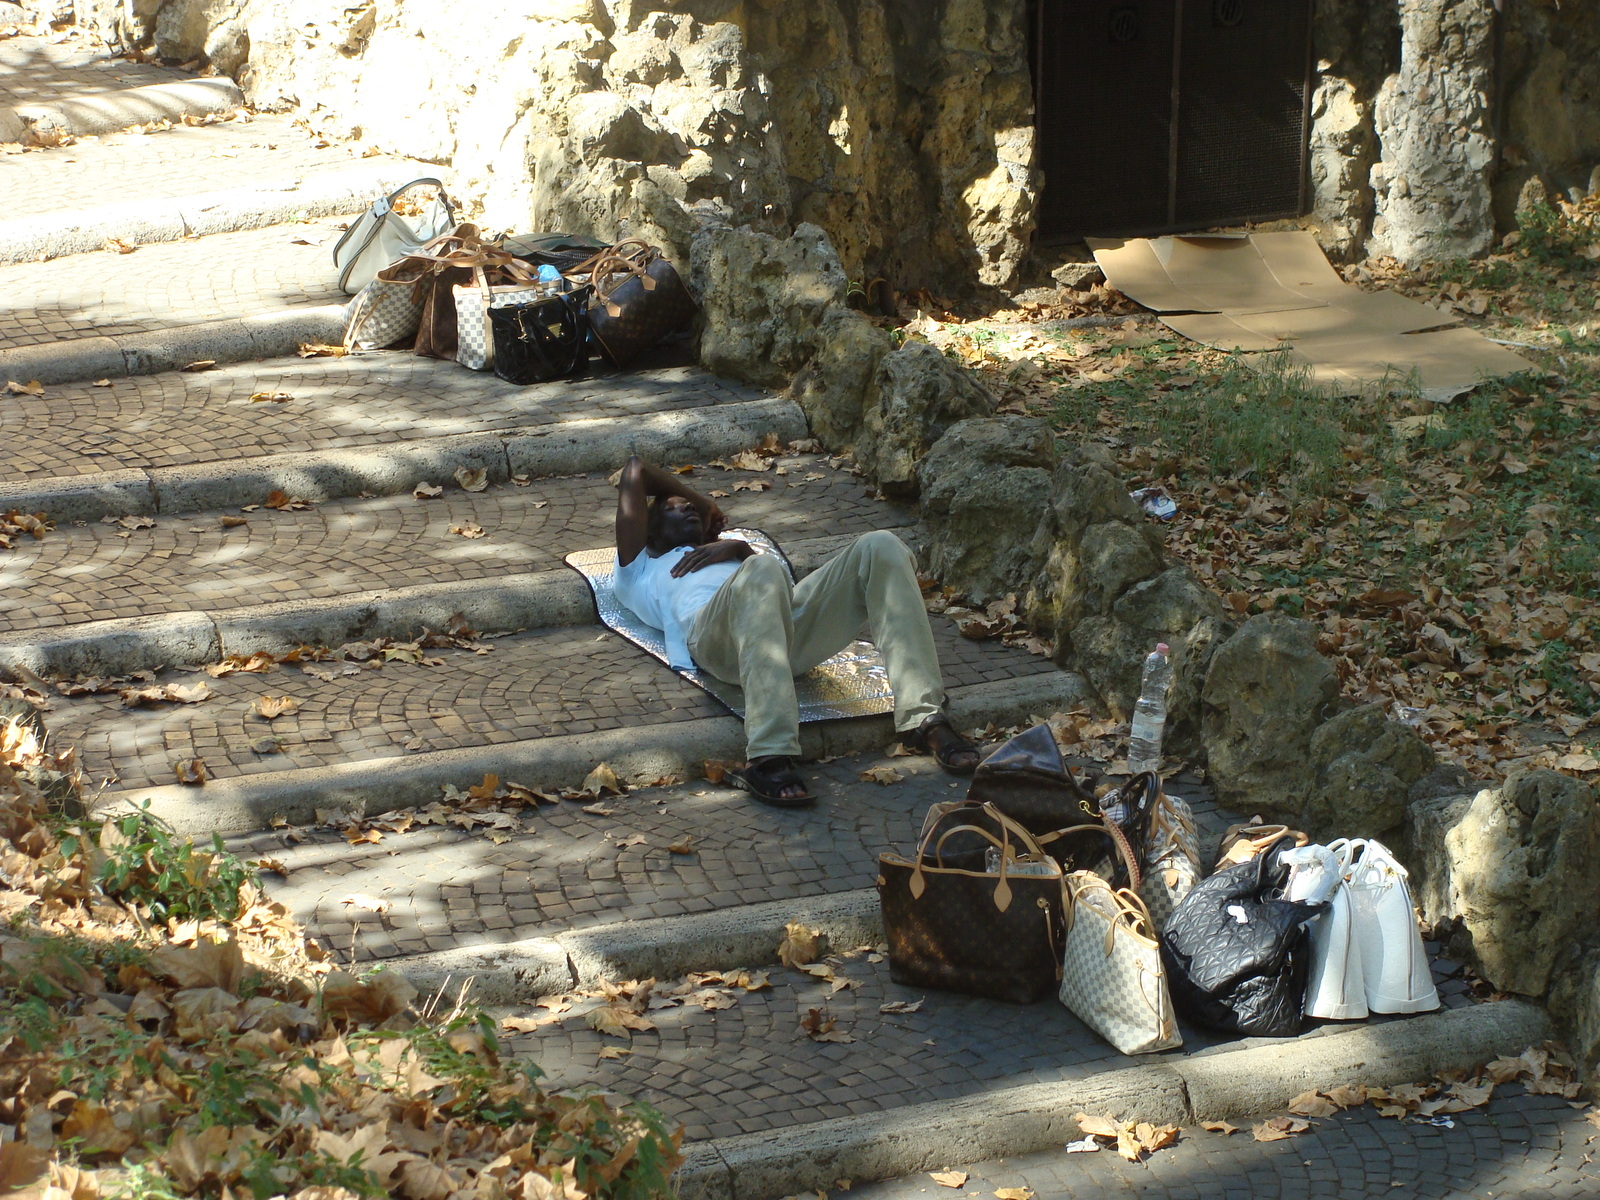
[1159,835,1325,1038]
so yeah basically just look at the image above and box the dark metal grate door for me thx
[1033,0,1311,241]
[1175,0,1311,228]
[1035,0,1177,238]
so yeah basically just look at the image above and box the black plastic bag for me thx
[1159,835,1324,1037]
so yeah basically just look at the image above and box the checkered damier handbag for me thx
[1136,777,1205,931]
[343,274,423,350]
[1059,873,1182,1055]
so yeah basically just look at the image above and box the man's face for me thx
[657,496,704,549]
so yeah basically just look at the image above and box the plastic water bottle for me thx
[1127,643,1173,774]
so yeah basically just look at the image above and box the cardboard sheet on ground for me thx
[565,529,896,723]
[1088,231,1532,398]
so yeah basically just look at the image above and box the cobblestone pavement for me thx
[0,354,759,482]
[55,617,1053,791]
[849,1088,1598,1200]
[5,112,410,221]
[0,220,346,347]
[0,32,184,108]
[0,457,908,631]
[218,749,1100,960]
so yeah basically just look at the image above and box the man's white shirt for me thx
[612,546,740,669]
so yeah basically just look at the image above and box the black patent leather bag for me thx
[489,289,591,385]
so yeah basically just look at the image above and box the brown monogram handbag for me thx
[878,803,1071,1004]
[567,240,696,366]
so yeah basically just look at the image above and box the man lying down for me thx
[612,454,980,807]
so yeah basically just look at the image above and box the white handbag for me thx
[1346,839,1439,1014]
[1302,840,1368,1020]
[332,177,457,295]
[1059,872,1182,1055]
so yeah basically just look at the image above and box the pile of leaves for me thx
[0,717,682,1199]
[913,196,1600,782]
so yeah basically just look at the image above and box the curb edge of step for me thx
[94,673,1093,834]
[4,76,244,140]
[673,999,1551,1200]
[0,163,422,265]
[0,306,347,386]
[395,889,884,1006]
[0,394,806,521]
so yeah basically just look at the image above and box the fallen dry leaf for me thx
[253,695,300,720]
[339,893,391,914]
[249,391,292,403]
[263,489,313,510]
[800,1006,853,1042]
[598,1046,633,1060]
[929,1172,968,1189]
[580,762,624,796]
[449,522,487,539]
[1252,1117,1309,1142]
[454,466,489,492]
[413,481,444,499]
[667,836,695,855]
[297,341,348,358]
[859,765,903,785]
[879,999,924,1014]
[180,359,217,372]
[173,757,207,785]
[993,1190,1032,1200]
[1201,1120,1238,1135]
[1288,1090,1340,1118]
[3,379,43,396]
[779,921,824,968]
[103,236,138,254]
[220,514,248,528]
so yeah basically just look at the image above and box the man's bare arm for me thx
[614,455,725,566]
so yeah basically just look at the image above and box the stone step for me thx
[663,1002,1546,1197]
[0,217,348,358]
[68,628,1075,831]
[0,353,761,491]
[0,385,798,520]
[0,451,886,641]
[217,746,1126,977]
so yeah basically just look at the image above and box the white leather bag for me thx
[332,178,457,295]
[1347,839,1439,1014]
[1059,872,1182,1055]
[1302,840,1368,1021]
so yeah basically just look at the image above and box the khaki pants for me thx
[688,530,946,759]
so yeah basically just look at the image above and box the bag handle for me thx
[909,802,1049,913]
[1062,872,1157,945]
[1034,818,1142,892]
[332,178,458,290]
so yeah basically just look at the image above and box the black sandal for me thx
[906,714,981,776]
[728,756,816,807]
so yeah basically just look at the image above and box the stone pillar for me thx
[1370,0,1498,265]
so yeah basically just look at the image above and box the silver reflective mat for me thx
[564,529,896,723]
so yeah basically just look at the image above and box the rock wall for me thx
[57,0,1036,295]
[1311,0,1600,266]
